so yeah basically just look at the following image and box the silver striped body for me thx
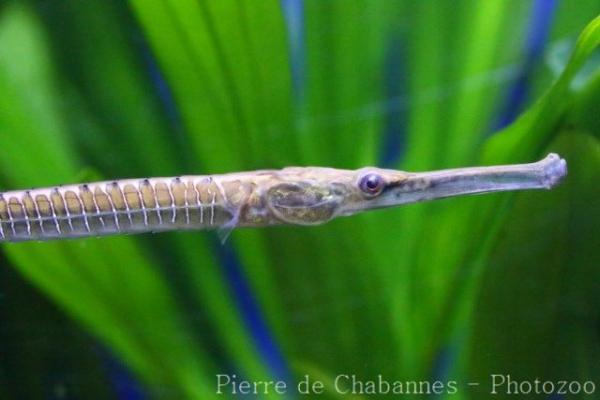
[0,176,249,242]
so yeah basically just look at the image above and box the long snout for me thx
[361,153,567,211]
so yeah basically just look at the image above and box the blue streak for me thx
[98,348,147,400]
[213,239,291,384]
[493,0,558,131]
[281,0,306,102]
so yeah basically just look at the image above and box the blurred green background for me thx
[0,0,598,399]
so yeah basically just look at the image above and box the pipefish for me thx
[0,153,566,243]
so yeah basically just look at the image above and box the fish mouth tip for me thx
[540,153,567,188]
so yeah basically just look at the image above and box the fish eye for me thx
[359,173,385,196]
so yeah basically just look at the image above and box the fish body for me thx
[0,154,566,242]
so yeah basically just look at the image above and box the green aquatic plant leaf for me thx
[365,0,546,376]
[422,12,600,380]
[0,4,213,397]
[0,0,598,398]
[468,133,600,396]
[127,0,292,387]
[482,13,600,164]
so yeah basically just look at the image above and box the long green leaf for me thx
[0,4,212,397]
